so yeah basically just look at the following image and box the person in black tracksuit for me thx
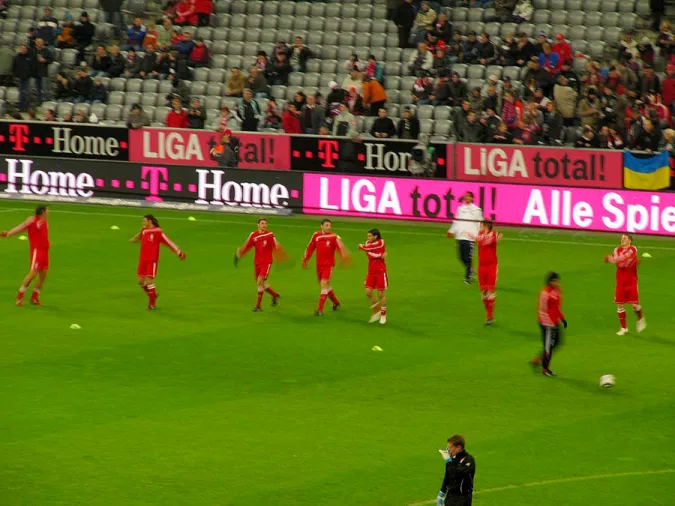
[437,435,475,506]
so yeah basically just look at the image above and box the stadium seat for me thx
[57,102,74,118]
[124,92,142,106]
[263,1,278,15]
[452,64,468,78]
[532,10,551,24]
[154,107,170,124]
[584,12,602,26]
[108,91,124,106]
[141,93,158,107]
[278,1,294,16]
[619,14,637,31]
[533,0,549,8]
[434,120,452,137]
[105,104,122,122]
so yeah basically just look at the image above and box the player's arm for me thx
[336,236,353,265]
[160,232,186,260]
[236,233,255,259]
[129,231,142,243]
[1,217,32,238]
[437,461,452,505]
[550,295,567,328]
[302,235,317,268]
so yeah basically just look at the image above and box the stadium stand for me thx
[0,0,674,149]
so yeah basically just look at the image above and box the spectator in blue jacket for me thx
[171,31,195,56]
[122,17,147,51]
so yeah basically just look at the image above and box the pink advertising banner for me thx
[303,173,675,235]
[453,143,623,189]
[129,128,291,170]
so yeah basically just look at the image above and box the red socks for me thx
[256,289,264,309]
[618,309,627,329]
[318,290,329,312]
[147,284,157,305]
[328,290,339,305]
[380,306,387,317]
[486,299,494,320]
[31,289,40,302]
[265,287,279,298]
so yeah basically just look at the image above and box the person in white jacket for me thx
[513,0,534,23]
[447,191,484,284]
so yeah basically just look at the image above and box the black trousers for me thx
[398,24,412,48]
[457,240,473,280]
[540,324,561,370]
[446,494,472,506]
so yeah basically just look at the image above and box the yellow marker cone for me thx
[188,216,197,221]
[70,324,81,330]
[18,235,27,241]
[642,253,652,258]
[110,225,120,230]
[372,346,383,352]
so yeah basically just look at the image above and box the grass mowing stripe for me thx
[408,469,675,505]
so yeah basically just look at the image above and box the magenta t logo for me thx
[141,166,169,202]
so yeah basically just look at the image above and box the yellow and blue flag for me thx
[624,151,671,190]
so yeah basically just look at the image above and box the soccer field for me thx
[1,201,674,506]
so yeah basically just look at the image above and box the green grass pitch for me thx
[1,201,674,506]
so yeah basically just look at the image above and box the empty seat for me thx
[532,10,551,24]
[435,106,452,120]
[451,63,467,77]
[309,3,325,17]
[417,105,434,119]
[142,80,159,93]
[154,107,170,124]
[124,92,141,105]
[585,12,602,26]
[467,65,485,79]
[453,7,468,21]
[141,93,158,107]
[126,79,143,93]
[263,1,278,15]
[601,0,618,11]
[434,120,452,137]
[209,69,226,83]
[110,78,126,92]
[619,13,637,31]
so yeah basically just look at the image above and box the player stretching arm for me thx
[535,272,568,377]
[1,205,50,306]
[302,219,350,316]
[235,218,283,312]
[130,214,186,310]
[474,220,503,325]
[358,228,388,325]
[605,233,645,335]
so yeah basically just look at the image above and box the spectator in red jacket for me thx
[174,0,198,26]
[282,104,303,133]
[552,34,572,65]
[193,0,213,26]
[188,37,210,67]
[662,63,675,113]
[166,96,189,127]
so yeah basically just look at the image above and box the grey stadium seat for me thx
[108,91,124,106]
[467,65,485,79]
[142,80,159,93]
[154,107,170,124]
[110,78,126,92]
[434,120,452,137]
[619,14,637,31]
[604,27,622,47]
[584,0,601,11]
[586,27,604,42]
[124,92,142,106]
[263,1,278,15]
[603,12,620,26]
[209,69,226,83]
[207,83,223,96]
[601,0,618,11]
[533,0,549,8]
[309,3,325,17]
[434,106,452,120]
[417,105,434,119]
[468,8,484,22]
[295,2,311,17]
[141,93,158,107]
[585,12,602,27]
[566,11,584,27]
[278,1,295,16]
[126,79,143,93]
[549,11,567,25]
[532,10,551,24]
[105,105,122,122]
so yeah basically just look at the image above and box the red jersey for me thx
[610,245,638,285]
[139,227,181,262]
[241,231,278,265]
[7,216,50,250]
[538,286,565,327]
[303,232,344,267]
[476,230,498,265]
[359,239,387,275]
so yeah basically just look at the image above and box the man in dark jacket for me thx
[73,68,93,103]
[265,53,292,86]
[32,38,53,105]
[237,89,261,131]
[289,36,313,73]
[437,435,475,506]
[12,45,34,111]
[99,0,124,36]
[36,8,59,46]
[188,98,207,129]
[301,94,325,134]
[477,33,497,66]
[209,130,239,167]
[516,31,538,67]
[138,45,159,80]
[393,0,416,49]
[107,45,126,78]
[430,13,452,43]
[632,118,662,152]
[370,108,397,138]
[74,12,95,62]
[462,111,486,142]
[447,72,468,106]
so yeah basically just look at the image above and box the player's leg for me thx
[632,303,646,332]
[145,272,159,309]
[30,270,47,305]
[254,275,265,311]
[485,290,495,324]
[616,303,628,335]
[316,278,330,315]
[365,287,380,323]
[541,324,554,374]
[262,265,279,304]
[17,270,38,306]
[379,290,387,324]
[326,267,340,310]
[459,240,472,283]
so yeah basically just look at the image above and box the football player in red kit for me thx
[130,214,186,310]
[605,233,645,335]
[235,218,284,312]
[302,219,350,316]
[1,205,50,306]
[535,272,568,377]
[475,220,502,325]
[358,228,388,324]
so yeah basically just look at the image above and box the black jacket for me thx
[108,54,127,77]
[99,0,124,12]
[91,54,111,73]
[73,75,93,99]
[396,116,420,139]
[392,1,416,28]
[441,450,475,497]
[632,129,661,152]
[188,107,207,129]
[370,117,397,137]
[74,21,95,47]
[12,53,34,79]
[138,53,158,76]
[430,20,452,43]
[32,47,53,78]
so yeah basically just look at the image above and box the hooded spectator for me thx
[225,67,246,97]
[166,96,189,127]
[397,107,420,139]
[512,0,533,23]
[127,103,151,129]
[37,8,59,46]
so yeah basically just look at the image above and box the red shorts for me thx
[255,263,272,280]
[478,263,497,292]
[30,248,49,272]
[317,265,334,282]
[615,282,639,304]
[365,272,388,291]
[137,261,158,278]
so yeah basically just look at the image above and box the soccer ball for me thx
[599,374,615,388]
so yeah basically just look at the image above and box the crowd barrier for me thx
[1,155,674,235]
[3,120,661,191]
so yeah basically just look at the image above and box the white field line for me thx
[1,206,675,251]
[408,468,675,506]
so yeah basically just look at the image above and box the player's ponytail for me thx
[144,214,160,227]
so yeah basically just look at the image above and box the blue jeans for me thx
[33,76,50,104]
[18,78,31,111]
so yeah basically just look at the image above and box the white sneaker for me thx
[616,327,629,336]
[379,314,387,325]
[636,318,646,333]
[369,313,380,323]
